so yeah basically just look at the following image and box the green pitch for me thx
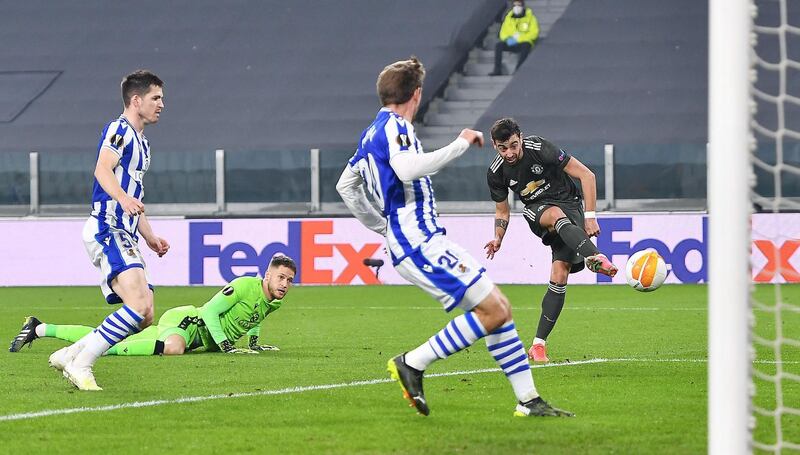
[0,284,797,454]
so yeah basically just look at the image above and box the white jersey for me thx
[347,108,444,265]
[90,116,151,238]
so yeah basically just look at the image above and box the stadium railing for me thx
[4,141,795,217]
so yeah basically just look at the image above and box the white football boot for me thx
[48,343,82,371]
[62,362,102,391]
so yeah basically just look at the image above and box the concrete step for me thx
[469,49,519,66]
[445,86,505,101]
[431,107,487,118]
[416,125,468,136]
[424,111,483,126]
[455,76,511,90]
[483,35,501,48]
[459,74,512,85]
[436,100,492,113]
[469,48,497,60]
[458,61,515,78]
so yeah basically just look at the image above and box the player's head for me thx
[491,118,523,165]
[512,0,525,16]
[377,56,425,118]
[121,69,164,125]
[264,255,296,300]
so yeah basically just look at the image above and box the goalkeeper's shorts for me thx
[156,305,207,350]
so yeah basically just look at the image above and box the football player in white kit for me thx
[49,70,170,390]
[336,57,572,417]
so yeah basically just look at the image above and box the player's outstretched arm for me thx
[95,148,144,216]
[563,157,600,237]
[390,129,483,181]
[485,200,510,259]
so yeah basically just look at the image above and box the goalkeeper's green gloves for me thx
[218,339,258,354]
[249,335,280,351]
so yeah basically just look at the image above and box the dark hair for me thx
[490,118,522,142]
[121,70,164,107]
[270,255,297,274]
[376,56,426,106]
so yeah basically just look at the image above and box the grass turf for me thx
[0,284,796,454]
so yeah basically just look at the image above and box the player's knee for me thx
[140,311,154,329]
[163,335,186,355]
[541,207,567,230]
[122,289,154,319]
[495,290,512,321]
[162,343,185,355]
[474,288,512,331]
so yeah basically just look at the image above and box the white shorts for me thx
[394,234,494,312]
[82,217,152,304]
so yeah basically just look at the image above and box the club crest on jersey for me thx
[531,164,544,174]
[558,150,566,161]
[397,134,410,148]
[222,285,234,296]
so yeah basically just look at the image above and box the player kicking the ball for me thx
[10,256,295,358]
[337,57,571,417]
[485,118,618,363]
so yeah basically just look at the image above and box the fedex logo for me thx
[596,217,707,284]
[752,239,800,282]
[189,221,382,285]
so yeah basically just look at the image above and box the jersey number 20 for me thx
[357,155,385,210]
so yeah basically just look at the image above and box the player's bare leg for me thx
[162,334,187,355]
[540,206,618,277]
[62,268,152,390]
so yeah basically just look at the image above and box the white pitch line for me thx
[0,358,609,423]
[2,306,704,312]
[290,306,708,311]
[1,357,796,423]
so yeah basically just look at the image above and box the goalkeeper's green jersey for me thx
[199,276,284,346]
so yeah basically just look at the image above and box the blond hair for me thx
[376,56,426,106]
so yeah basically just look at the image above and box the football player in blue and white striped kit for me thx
[336,57,572,417]
[49,70,170,390]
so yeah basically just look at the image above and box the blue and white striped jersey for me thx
[90,116,151,238]
[348,108,444,265]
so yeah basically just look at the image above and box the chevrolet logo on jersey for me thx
[520,179,546,197]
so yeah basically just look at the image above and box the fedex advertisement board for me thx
[0,213,797,286]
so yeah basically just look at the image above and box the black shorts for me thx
[522,201,586,273]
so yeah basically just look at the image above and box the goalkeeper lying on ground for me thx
[10,255,296,356]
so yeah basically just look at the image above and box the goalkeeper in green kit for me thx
[10,255,296,356]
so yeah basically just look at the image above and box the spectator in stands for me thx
[490,0,539,76]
